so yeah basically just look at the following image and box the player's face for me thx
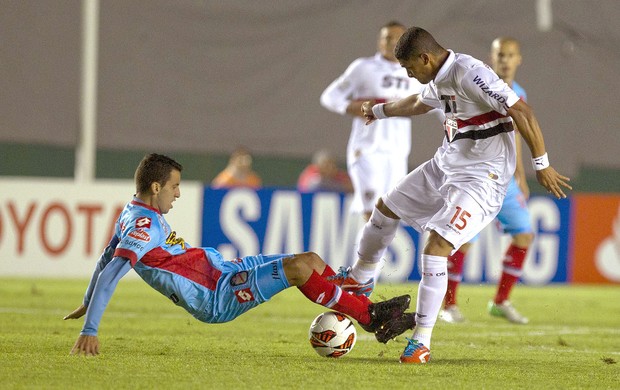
[491,41,522,81]
[156,169,181,214]
[378,26,405,62]
[399,54,433,84]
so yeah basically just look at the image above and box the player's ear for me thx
[151,181,160,195]
[421,53,431,65]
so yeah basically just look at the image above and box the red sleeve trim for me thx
[113,248,138,267]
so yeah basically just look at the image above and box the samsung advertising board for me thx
[201,188,571,285]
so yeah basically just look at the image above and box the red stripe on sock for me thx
[298,271,370,324]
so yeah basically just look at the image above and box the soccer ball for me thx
[308,311,357,358]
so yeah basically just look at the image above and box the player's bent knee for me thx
[375,198,400,219]
[282,253,318,285]
[424,231,454,256]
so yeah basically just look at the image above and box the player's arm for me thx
[320,61,361,117]
[64,236,120,320]
[513,133,530,198]
[361,94,434,125]
[346,99,383,119]
[507,99,571,198]
[69,257,131,356]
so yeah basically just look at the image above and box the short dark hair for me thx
[134,153,183,194]
[395,26,445,61]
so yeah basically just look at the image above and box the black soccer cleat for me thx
[359,294,411,333]
[374,312,417,344]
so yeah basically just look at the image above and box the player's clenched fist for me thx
[361,101,377,124]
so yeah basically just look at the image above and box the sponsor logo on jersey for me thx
[271,263,281,280]
[165,231,186,249]
[472,75,507,103]
[124,240,144,251]
[128,228,150,242]
[230,271,248,286]
[234,288,255,303]
[135,216,152,229]
[440,95,457,114]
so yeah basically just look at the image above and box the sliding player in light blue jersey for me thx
[64,153,414,355]
[440,37,534,325]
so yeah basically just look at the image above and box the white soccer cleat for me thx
[439,304,466,323]
[488,300,529,324]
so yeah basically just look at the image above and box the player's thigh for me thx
[385,155,409,191]
[215,257,289,322]
[497,188,532,234]
[382,160,445,231]
[220,253,291,273]
[426,185,502,250]
[349,154,390,212]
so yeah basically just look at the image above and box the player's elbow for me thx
[319,92,345,115]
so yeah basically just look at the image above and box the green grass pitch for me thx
[0,278,618,389]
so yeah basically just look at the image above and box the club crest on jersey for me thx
[135,217,152,229]
[444,118,458,142]
[128,229,151,242]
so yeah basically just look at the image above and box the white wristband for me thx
[371,103,388,119]
[532,153,550,171]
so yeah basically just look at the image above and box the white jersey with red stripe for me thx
[420,50,521,194]
[321,53,424,160]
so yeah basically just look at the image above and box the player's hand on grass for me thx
[535,167,572,199]
[63,304,87,320]
[70,335,99,356]
[361,101,377,125]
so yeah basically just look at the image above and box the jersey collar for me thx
[131,196,161,215]
[434,49,456,83]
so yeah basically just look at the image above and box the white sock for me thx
[351,207,399,282]
[412,326,433,349]
[414,254,448,348]
[351,258,382,283]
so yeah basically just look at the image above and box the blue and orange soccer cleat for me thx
[327,266,375,297]
[400,338,431,364]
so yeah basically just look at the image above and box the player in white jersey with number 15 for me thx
[348,27,571,364]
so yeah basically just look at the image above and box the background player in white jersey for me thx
[321,21,428,294]
[439,37,534,325]
[350,27,571,363]
[320,21,425,222]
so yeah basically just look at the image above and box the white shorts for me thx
[348,152,408,214]
[382,159,505,250]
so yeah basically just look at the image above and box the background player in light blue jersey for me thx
[439,37,534,325]
[64,153,414,355]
